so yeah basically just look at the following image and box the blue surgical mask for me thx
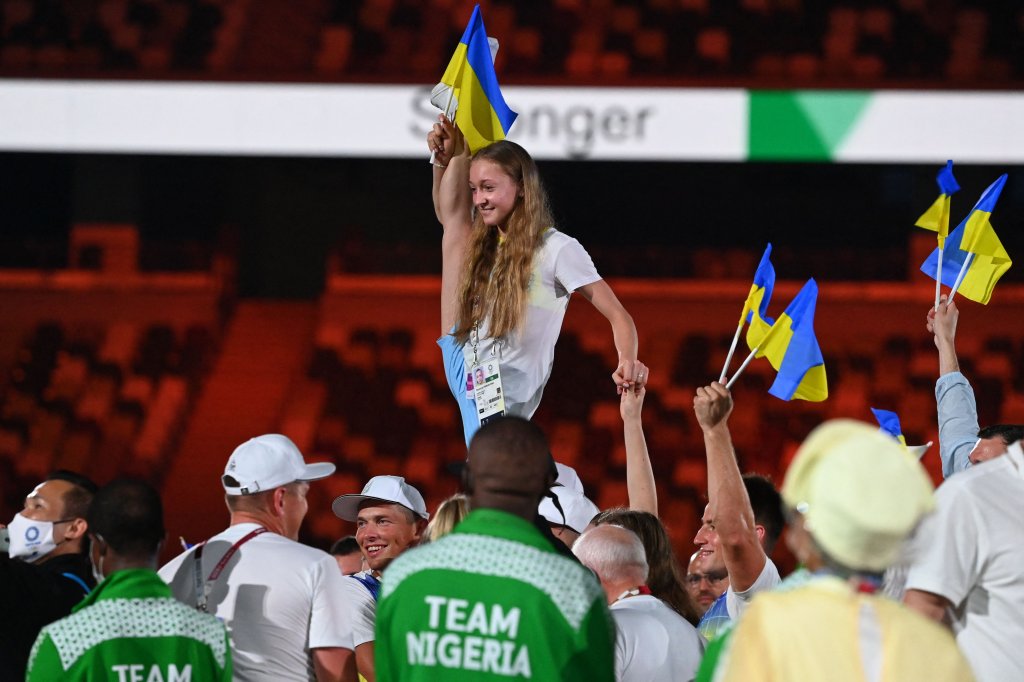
[7,513,65,561]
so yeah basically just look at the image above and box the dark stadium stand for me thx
[0,0,1021,85]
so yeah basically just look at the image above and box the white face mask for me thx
[7,513,64,562]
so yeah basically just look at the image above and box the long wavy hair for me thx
[592,508,702,625]
[452,141,554,344]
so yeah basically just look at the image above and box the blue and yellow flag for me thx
[741,244,776,350]
[756,279,828,402]
[871,407,931,458]
[915,160,960,248]
[871,408,907,447]
[921,174,1011,304]
[437,5,517,153]
[961,174,1009,258]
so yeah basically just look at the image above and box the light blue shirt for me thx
[935,371,979,478]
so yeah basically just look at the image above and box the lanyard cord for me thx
[612,585,652,604]
[470,294,481,364]
[192,526,267,612]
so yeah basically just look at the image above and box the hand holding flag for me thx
[430,5,517,155]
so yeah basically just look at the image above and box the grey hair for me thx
[572,524,649,584]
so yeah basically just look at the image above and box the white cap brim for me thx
[331,494,429,522]
[300,462,337,482]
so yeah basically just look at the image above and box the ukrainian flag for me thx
[871,408,908,447]
[742,244,776,350]
[921,174,1011,305]
[871,407,932,459]
[915,160,960,247]
[438,5,517,153]
[756,279,828,402]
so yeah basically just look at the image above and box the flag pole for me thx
[429,90,457,166]
[934,245,943,310]
[719,324,743,383]
[726,347,759,390]
[947,252,973,302]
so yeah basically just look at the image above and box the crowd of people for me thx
[1,122,1023,682]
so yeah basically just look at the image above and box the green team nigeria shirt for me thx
[375,508,615,681]
[26,568,232,681]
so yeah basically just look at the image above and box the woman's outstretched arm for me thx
[427,116,473,335]
[577,279,648,394]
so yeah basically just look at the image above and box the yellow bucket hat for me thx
[782,419,935,572]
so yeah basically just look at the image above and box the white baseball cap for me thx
[332,475,429,521]
[222,434,336,496]
[555,462,585,494]
[539,486,600,535]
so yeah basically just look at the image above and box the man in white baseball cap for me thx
[332,476,429,682]
[159,434,355,682]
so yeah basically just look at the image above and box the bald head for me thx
[465,417,554,519]
[573,524,649,586]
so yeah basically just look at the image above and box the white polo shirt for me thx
[611,594,705,682]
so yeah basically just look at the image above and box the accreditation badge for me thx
[471,360,505,424]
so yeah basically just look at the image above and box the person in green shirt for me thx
[26,479,232,681]
[375,417,615,681]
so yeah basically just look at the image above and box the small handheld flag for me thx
[756,279,828,402]
[432,5,517,153]
[915,160,960,246]
[728,279,827,402]
[915,161,960,310]
[921,174,1011,305]
[719,244,775,382]
[871,408,931,459]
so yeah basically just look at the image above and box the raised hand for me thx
[694,382,733,431]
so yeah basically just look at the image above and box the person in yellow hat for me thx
[697,419,975,682]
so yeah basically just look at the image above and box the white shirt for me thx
[464,229,601,419]
[905,441,1024,682]
[726,556,781,619]
[338,570,377,647]
[611,594,705,682]
[158,523,353,682]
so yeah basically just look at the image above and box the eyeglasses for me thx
[686,570,728,587]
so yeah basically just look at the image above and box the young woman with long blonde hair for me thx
[428,117,648,443]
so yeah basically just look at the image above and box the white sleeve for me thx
[612,612,630,681]
[339,575,378,647]
[725,558,780,620]
[308,555,355,650]
[905,482,980,607]
[553,236,601,294]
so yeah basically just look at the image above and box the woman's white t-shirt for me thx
[462,228,601,419]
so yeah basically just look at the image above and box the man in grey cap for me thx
[159,434,355,682]
[332,475,429,682]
